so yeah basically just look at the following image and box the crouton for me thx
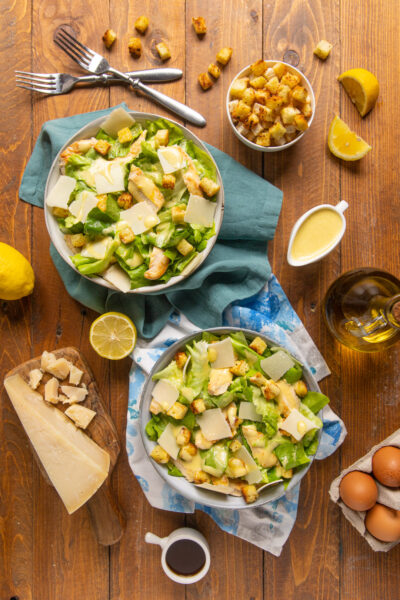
[156,42,171,61]
[96,195,107,212]
[179,443,197,461]
[208,63,221,79]
[245,113,259,129]
[171,205,186,224]
[198,72,213,90]
[313,39,332,60]
[192,16,207,35]
[230,77,249,99]
[176,239,194,256]
[242,87,256,106]
[266,95,284,110]
[241,484,258,504]
[194,429,213,449]
[162,174,176,189]
[199,177,220,197]
[302,103,313,117]
[119,225,135,244]
[249,372,268,387]
[176,426,191,446]
[291,85,308,104]
[117,192,134,209]
[70,233,87,248]
[102,29,117,49]
[281,105,300,125]
[216,47,233,66]
[293,114,309,131]
[280,71,301,89]
[174,351,188,369]
[264,67,276,80]
[230,439,242,452]
[135,15,149,34]
[262,380,280,400]
[154,129,169,147]
[167,402,188,420]
[227,457,248,478]
[269,121,287,141]
[232,100,251,120]
[254,90,270,105]
[250,76,267,89]
[294,380,308,397]
[194,470,211,484]
[150,445,170,464]
[191,398,206,414]
[266,76,280,94]
[128,37,142,58]
[250,59,268,76]
[255,131,271,147]
[272,62,286,79]
[249,336,267,355]
[117,127,134,144]
[277,84,291,103]
[52,207,69,218]
[94,139,110,156]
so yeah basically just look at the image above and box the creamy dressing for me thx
[290,208,343,261]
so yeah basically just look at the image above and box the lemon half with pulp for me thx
[328,116,371,161]
[89,312,137,360]
[338,68,379,117]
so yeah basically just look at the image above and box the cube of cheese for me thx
[69,364,83,386]
[313,40,333,60]
[44,377,59,404]
[41,351,56,371]
[65,404,96,429]
[29,368,43,390]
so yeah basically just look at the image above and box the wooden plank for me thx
[184,2,264,599]
[108,2,187,599]
[339,1,400,599]
[29,1,112,598]
[262,1,341,599]
[0,0,34,598]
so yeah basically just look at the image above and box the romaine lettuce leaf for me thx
[302,391,330,414]
[251,387,280,437]
[185,340,210,397]
[167,462,184,477]
[145,414,167,440]
[152,361,184,390]
[71,238,119,276]
[274,441,311,470]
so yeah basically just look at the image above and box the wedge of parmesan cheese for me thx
[157,423,180,459]
[4,374,110,514]
[234,446,262,484]
[101,107,135,137]
[184,194,216,227]
[46,175,76,210]
[238,401,263,422]
[29,368,43,390]
[279,408,316,441]
[152,380,179,412]
[209,337,236,369]
[69,364,83,386]
[260,351,295,382]
[44,377,59,404]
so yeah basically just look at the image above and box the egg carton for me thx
[329,429,400,552]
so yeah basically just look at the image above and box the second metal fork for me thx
[54,27,206,127]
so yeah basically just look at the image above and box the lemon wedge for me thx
[328,116,371,161]
[89,312,137,360]
[338,68,379,117]
[0,242,35,300]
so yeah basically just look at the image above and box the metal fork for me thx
[54,27,206,127]
[15,68,183,95]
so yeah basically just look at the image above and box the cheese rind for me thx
[4,375,110,514]
[196,408,232,441]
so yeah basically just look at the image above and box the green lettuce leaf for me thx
[185,340,210,397]
[167,462,184,477]
[145,415,167,441]
[251,388,280,437]
[71,239,119,276]
[152,361,184,390]
[283,363,303,384]
[302,391,330,414]
[274,441,311,470]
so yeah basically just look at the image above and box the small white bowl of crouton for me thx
[226,60,315,152]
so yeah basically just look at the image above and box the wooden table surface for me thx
[1,1,399,598]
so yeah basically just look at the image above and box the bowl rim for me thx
[226,59,316,153]
[138,326,323,510]
[44,110,224,294]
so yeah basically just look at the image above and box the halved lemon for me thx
[328,116,371,161]
[89,312,137,360]
[338,68,379,117]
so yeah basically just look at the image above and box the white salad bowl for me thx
[44,111,224,294]
[226,60,315,152]
[139,327,324,510]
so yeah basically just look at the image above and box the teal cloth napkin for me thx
[19,104,283,338]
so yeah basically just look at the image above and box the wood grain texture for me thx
[1,0,400,599]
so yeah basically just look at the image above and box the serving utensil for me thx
[15,67,183,95]
[54,27,206,127]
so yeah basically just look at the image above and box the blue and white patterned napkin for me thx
[126,275,346,556]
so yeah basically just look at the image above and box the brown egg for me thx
[372,446,400,488]
[365,503,400,542]
[339,470,378,511]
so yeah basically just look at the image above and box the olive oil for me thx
[323,268,400,351]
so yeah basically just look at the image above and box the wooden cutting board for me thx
[5,346,125,546]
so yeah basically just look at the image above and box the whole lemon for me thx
[0,242,35,300]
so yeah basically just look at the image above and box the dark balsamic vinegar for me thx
[166,539,206,576]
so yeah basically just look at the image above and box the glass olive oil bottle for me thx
[323,268,400,352]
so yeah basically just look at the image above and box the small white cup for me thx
[287,200,349,266]
[145,527,210,584]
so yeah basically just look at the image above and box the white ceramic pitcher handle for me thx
[336,200,349,213]
[145,532,168,548]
